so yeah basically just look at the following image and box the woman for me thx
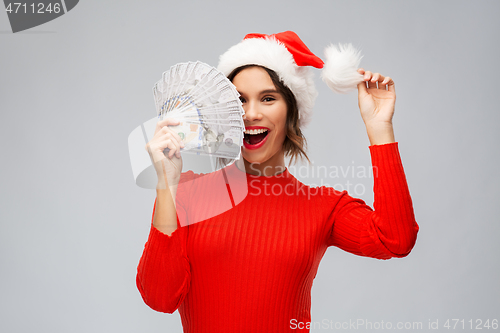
[137,31,419,332]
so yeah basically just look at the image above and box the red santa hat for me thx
[217,31,363,128]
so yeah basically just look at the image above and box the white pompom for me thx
[321,43,364,94]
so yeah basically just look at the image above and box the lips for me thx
[243,126,270,150]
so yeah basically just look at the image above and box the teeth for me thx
[244,128,268,135]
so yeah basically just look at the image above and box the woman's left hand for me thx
[357,68,396,126]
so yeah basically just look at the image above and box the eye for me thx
[263,96,275,102]
[239,97,246,103]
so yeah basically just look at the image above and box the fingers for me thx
[371,73,383,89]
[364,71,377,89]
[154,117,181,135]
[147,118,186,161]
[357,79,368,96]
[162,137,182,159]
[359,69,395,91]
[382,76,395,92]
[155,119,186,154]
[157,125,185,148]
[160,117,181,126]
[357,68,369,92]
[158,131,183,159]
[158,132,184,158]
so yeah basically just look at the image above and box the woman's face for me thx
[232,66,288,166]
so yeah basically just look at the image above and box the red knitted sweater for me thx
[136,142,419,332]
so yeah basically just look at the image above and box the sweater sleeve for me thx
[326,142,419,259]
[136,171,197,313]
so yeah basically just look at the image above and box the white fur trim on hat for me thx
[217,37,317,128]
[321,43,364,94]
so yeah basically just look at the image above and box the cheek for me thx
[272,107,288,142]
[278,107,288,135]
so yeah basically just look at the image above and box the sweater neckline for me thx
[224,161,294,184]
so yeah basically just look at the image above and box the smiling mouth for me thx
[244,128,269,145]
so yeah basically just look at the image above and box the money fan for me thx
[153,61,245,160]
[128,60,250,221]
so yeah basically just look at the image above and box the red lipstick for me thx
[243,126,270,150]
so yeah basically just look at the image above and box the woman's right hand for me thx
[145,118,185,187]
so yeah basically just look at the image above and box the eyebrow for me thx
[237,89,280,95]
[260,89,279,94]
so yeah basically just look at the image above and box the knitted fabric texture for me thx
[136,142,419,333]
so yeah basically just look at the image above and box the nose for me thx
[242,101,262,122]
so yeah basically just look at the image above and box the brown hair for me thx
[216,64,310,169]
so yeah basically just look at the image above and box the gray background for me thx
[1,0,499,332]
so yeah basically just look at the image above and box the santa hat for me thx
[217,31,363,128]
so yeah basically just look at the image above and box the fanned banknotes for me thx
[153,61,245,159]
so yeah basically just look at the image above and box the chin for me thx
[242,152,268,165]
[242,147,282,166]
